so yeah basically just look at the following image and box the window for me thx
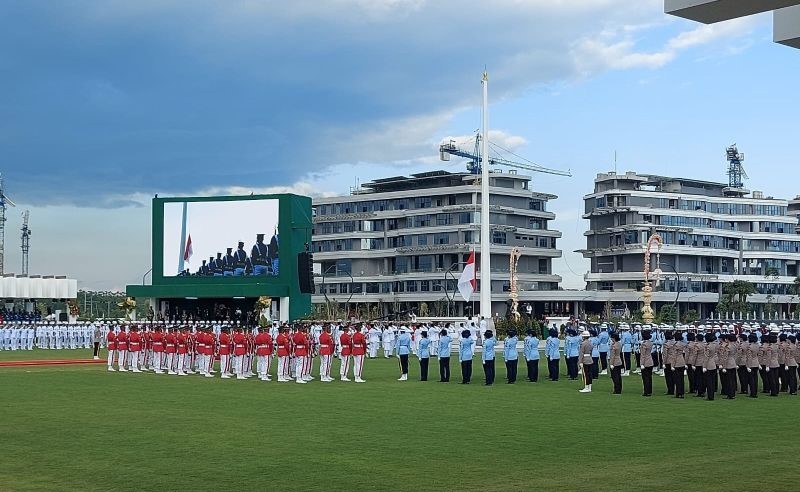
[415,197,432,209]
[417,235,428,246]
[492,231,507,244]
[464,231,473,243]
[530,200,545,211]
[595,197,606,208]
[366,283,379,294]
[336,259,351,276]
[414,215,431,227]
[538,237,549,248]
[600,282,614,291]
[539,259,548,275]
[394,257,408,274]
[417,256,432,271]
[458,212,472,224]
[436,214,453,226]
[406,281,417,292]
[434,233,449,245]
[420,280,430,292]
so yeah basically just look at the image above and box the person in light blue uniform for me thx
[482,330,496,385]
[438,328,452,382]
[620,326,633,376]
[523,329,540,382]
[545,328,560,381]
[564,329,580,380]
[598,325,610,375]
[504,330,519,384]
[459,329,474,384]
[589,329,600,379]
[632,326,642,374]
[396,328,412,381]
[652,328,663,374]
[417,331,430,381]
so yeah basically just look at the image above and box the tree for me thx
[681,309,699,324]
[656,305,678,324]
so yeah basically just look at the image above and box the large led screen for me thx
[162,199,280,278]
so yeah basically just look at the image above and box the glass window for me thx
[417,235,428,246]
[492,231,507,244]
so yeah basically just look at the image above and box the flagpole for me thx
[178,201,187,274]
[479,71,491,319]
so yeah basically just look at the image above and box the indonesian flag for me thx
[183,234,193,262]
[458,251,477,302]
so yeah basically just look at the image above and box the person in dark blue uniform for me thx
[233,241,247,276]
[268,226,280,276]
[223,248,236,276]
[251,234,269,276]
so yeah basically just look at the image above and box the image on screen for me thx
[163,199,280,278]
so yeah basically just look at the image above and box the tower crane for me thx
[21,210,31,275]
[0,174,16,275]
[439,134,572,177]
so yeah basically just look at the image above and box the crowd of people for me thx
[5,317,800,399]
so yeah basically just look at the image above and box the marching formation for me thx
[5,317,800,401]
[0,321,98,351]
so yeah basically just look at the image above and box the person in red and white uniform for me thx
[116,326,128,372]
[276,327,291,382]
[292,326,309,384]
[351,325,367,383]
[106,325,117,372]
[318,324,334,382]
[204,328,216,377]
[231,327,247,380]
[255,327,273,381]
[339,327,353,382]
[176,328,188,376]
[128,326,143,373]
[219,328,232,378]
[142,324,152,371]
[165,327,178,375]
[151,326,165,374]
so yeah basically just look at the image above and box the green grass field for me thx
[1,349,798,491]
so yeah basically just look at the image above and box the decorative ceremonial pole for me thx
[642,233,663,324]
[480,71,491,319]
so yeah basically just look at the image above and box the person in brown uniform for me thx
[721,334,738,399]
[745,333,761,398]
[639,330,654,397]
[578,330,594,393]
[694,333,707,398]
[758,335,770,394]
[736,334,749,395]
[671,332,687,399]
[778,333,788,393]
[784,335,798,395]
[609,331,623,395]
[766,334,780,397]
[685,332,697,394]
[663,332,676,396]
[702,333,718,401]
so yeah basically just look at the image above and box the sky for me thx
[0,0,798,291]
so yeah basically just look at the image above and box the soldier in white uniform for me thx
[10,323,20,351]
[382,325,395,358]
[428,324,440,357]
[367,325,380,358]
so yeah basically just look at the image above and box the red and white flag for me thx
[183,234,193,262]
[458,251,477,302]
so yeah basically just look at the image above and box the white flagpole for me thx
[480,71,491,318]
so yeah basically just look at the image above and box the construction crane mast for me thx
[0,174,17,275]
[21,210,31,275]
[726,144,748,189]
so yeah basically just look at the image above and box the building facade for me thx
[580,171,800,319]
[311,170,562,319]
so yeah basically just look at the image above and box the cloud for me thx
[572,15,760,74]
[0,0,756,208]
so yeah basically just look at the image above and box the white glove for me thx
[718,365,722,370]
[610,365,614,370]
[671,367,675,372]
[702,368,707,373]
[722,369,726,373]
[766,367,770,372]
[639,366,644,370]
[747,367,752,373]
